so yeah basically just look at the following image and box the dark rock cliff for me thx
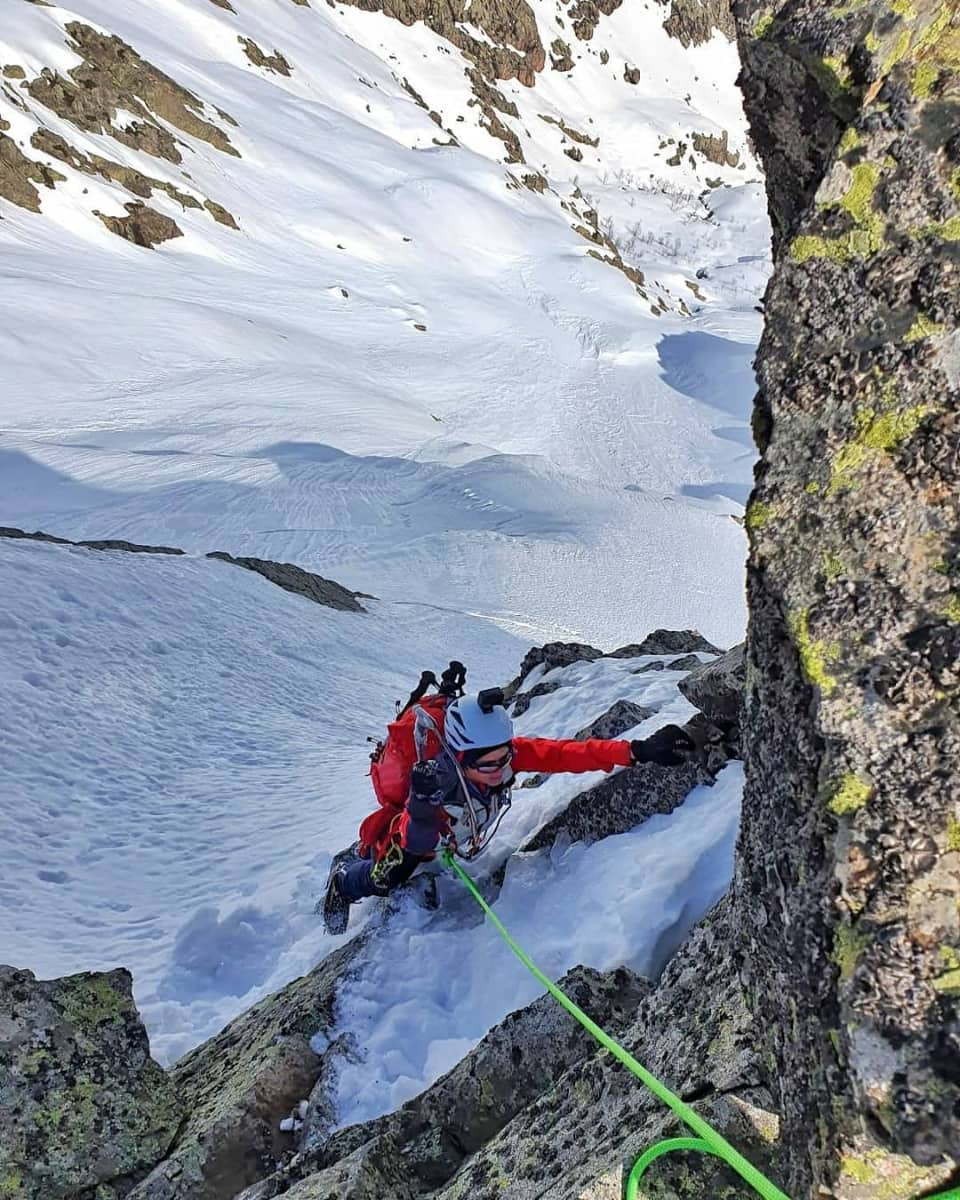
[732,0,960,1192]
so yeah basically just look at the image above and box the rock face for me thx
[520,759,703,856]
[732,0,960,1192]
[429,900,780,1200]
[0,966,181,1200]
[281,966,651,1197]
[129,937,367,1200]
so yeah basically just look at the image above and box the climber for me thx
[322,685,697,934]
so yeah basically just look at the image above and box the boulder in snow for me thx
[606,629,723,657]
[678,642,746,725]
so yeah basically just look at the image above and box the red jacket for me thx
[511,736,632,774]
[359,734,631,859]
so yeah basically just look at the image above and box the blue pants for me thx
[340,849,424,902]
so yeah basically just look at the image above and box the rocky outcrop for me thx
[0,19,243,225]
[658,0,736,47]
[337,0,545,87]
[566,0,623,42]
[206,552,367,612]
[677,642,745,725]
[691,128,739,167]
[573,698,654,740]
[269,966,650,1197]
[96,201,184,247]
[128,937,368,1200]
[239,38,292,76]
[508,678,560,717]
[0,529,367,612]
[0,966,181,1200]
[733,0,960,1193]
[504,641,603,699]
[607,630,723,657]
[0,130,64,213]
[520,758,703,854]
[549,38,574,71]
[29,128,237,229]
[26,23,238,163]
[0,526,185,554]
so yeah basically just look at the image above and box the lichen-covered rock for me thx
[677,642,745,725]
[259,966,650,1198]
[0,965,181,1200]
[732,0,960,1190]
[428,901,781,1200]
[129,936,368,1200]
[268,1137,417,1200]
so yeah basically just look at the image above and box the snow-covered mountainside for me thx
[1,0,767,648]
[0,0,768,1066]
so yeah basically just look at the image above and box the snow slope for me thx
[0,0,767,1065]
[0,0,768,651]
[0,537,527,1060]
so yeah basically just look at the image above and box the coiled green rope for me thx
[441,851,960,1200]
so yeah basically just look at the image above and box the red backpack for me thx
[358,664,465,858]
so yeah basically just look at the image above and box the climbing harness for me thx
[441,851,960,1200]
[413,705,512,860]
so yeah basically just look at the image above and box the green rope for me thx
[441,851,960,1200]
[626,1138,719,1199]
[441,850,791,1200]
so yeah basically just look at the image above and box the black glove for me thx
[630,725,697,767]
[409,759,458,809]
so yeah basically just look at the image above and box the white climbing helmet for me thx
[444,693,513,756]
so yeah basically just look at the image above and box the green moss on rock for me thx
[828,773,872,816]
[790,608,840,694]
[833,922,869,981]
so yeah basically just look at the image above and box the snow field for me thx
[1,0,764,1092]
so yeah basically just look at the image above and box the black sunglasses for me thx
[468,746,513,773]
